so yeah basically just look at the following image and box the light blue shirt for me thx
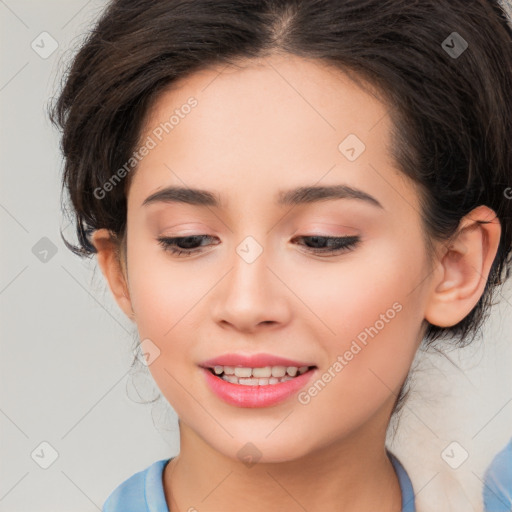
[483,438,512,511]
[102,451,416,511]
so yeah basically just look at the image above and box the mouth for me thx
[200,363,318,407]
[203,364,317,386]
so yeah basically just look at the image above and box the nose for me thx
[210,240,291,333]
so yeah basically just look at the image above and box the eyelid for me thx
[158,223,209,233]
[156,233,361,258]
[292,220,361,234]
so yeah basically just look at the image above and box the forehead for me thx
[127,54,416,218]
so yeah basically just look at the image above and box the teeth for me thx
[271,366,287,377]
[252,366,272,378]
[223,374,295,385]
[208,364,312,385]
[286,366,298,377]
[238,378,259,386]
[234,367,252,378]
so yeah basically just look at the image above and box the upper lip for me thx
[199,353,316,369]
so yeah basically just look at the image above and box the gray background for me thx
[1,1,511,511]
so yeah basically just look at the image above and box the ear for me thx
[90,228,135,322]
[424,205,501,328]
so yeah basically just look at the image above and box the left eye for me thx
[156,234,360,257]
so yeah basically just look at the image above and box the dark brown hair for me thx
[49,0,512,415]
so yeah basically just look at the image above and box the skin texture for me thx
[91,54,501,512]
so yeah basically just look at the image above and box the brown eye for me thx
[291,235,360,255]
[157,235,218,256]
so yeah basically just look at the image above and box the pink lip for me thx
[199,353,315,368]
[200,366,317,408]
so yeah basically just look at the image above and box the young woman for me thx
[49,1,512,510]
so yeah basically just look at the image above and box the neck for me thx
[163,415,402,512]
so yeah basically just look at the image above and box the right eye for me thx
[156,235,218,257]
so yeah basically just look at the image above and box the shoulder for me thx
[387,450,416,512]
[483,438,512,511]
[102,458,172,512]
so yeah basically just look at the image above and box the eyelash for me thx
[156,234,361,257]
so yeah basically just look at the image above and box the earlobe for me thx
[90,228,135,322]
[424,206,501,328]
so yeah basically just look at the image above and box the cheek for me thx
[294,281,422,443]
[125,251,201,399]
[126,247,203,404]
[290,237,423,333]
[127,237,206,333]
[294,241,425,391]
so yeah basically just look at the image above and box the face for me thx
[120,54,433,462]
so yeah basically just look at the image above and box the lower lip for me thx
[200,367,317,408]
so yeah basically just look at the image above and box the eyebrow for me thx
[142,184,384,210]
